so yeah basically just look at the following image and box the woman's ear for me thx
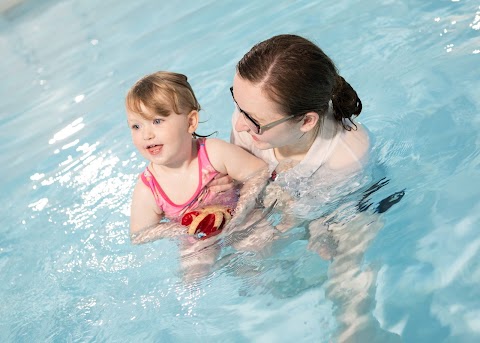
[187,110,199,134]
[300,111,319,132]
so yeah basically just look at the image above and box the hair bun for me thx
[331,75,362,121]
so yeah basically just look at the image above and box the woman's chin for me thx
[252,139,273,150]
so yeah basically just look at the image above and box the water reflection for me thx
[1,0,480,342]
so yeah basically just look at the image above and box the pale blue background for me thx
[0,0,479,342]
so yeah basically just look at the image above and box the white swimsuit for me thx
[230,107,372,219]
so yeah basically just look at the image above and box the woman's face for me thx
[232,74,304,150]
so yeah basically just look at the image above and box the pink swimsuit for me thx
[140,138,238,220]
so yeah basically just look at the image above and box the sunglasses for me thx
[230,87,295,135]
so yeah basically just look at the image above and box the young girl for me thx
[126,71,269,245]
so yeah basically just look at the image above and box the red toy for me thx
[181,205,233,239]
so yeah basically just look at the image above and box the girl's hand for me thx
[130,221,187,244]
[208,174,235,194]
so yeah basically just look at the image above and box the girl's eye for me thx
[131,124,140,130]
[153,118,163,125]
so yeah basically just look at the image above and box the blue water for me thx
[1,0,479,342]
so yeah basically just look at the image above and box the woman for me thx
[230,34,369,185]
[212,34,371,227]
[216,34,401,343]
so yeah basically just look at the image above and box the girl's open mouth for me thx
[146,144,163,155]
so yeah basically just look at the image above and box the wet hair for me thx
[126,71,201,119]
[236,34,362,130]
[126,71,215,137]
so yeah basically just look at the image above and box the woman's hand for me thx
[208,174,235,194]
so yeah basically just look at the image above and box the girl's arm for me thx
[208,110,260,195]
[205,138,270,229]
[130,221,188,244]
[129,179,186,244]
[206,138,268,182]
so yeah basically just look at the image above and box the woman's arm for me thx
[205,138,270,229]
[129,179,186,244]
[207,173,234,194]
[227,167,270,229]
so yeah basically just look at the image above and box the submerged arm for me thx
[130,221,188,245]
[205,138,270,231]
[227,166,269,230]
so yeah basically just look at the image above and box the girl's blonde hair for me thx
[126,71,201,119]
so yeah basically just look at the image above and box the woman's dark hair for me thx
[236,34,362,130]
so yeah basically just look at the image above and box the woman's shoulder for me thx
[326,122,370,171]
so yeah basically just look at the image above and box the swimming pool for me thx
[1,0,479,342]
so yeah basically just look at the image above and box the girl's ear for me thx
[187,110,199,134]
[300,111,319,132]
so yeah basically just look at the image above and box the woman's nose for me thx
[234,113,249,133]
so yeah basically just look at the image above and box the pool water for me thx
[1,0,479,342]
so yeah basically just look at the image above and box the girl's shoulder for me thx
[201,138,228,171]
[203,137,235,155]
[132,175,163,214]
[203,137,226,146]
[135,171,156,198]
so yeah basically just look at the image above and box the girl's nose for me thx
[142,126,155,140]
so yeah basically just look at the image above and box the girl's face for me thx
[231,74,304,150]
[127,104,197,168]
